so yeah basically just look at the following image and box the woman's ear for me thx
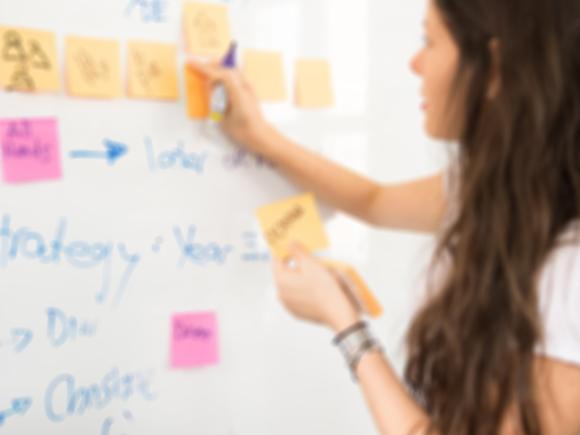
[487,38,501,99]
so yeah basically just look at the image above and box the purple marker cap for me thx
[222,42,237,68]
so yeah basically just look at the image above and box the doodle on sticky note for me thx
[171,312,219,368]
[128,41,178,100]
[183,2,231,57]
[66,37,121,98]
[0,118,62,183]
[256,193,329,259]
[0,26,59,92]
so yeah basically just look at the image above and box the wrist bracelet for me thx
[348,338,382,380]
[332,321,367,345]
[333,322,383,381]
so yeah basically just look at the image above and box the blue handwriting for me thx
[145,137,208,174]
[124,0,167,23]
[173,225,233,267]
[0,397,33,427]
[47,307,97,348]
[0,214,141,306]
[44,367,156,423]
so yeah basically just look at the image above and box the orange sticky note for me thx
[65,36,122,98]
[184,65,210,119]
[127,41,179,100]
[256,193,329,259]
[323,260,383,318]
[243,50,287,102]
[183,2,231,57]
[295,59,334,108]
[0,26,59,92]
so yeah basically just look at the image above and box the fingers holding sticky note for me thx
[256,193,383,318]
[256,193,329,259]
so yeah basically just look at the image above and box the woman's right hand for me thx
[188,61,276,154]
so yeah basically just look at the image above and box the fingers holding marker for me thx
[186,60,236,95]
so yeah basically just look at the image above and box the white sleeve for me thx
[536,239,580,366]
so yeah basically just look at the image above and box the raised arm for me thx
[255,126,447,232]
[190,62,447,234]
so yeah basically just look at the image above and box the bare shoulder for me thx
[533,357,580,435]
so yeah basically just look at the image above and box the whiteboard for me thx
[0,0,447,434]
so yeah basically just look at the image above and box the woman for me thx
[191,0,580,433]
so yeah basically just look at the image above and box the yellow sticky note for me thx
[184,65,210,119]
[256,193,329,259]
[183,2,231,57]
[65,36,121,98]
[243,50,287,102]
[295,59,334,108]
[323,260,383,318]
[127,41,179,100]
[0,26,59,92]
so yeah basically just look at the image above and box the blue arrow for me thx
[70,139,128,165]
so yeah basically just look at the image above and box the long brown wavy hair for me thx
[405,0,580,434]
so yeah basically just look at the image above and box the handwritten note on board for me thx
[256,193,329,259]
[0,26,60,92]
[243,50,287,102]
[295,59,334,108]
[171,312,219,368]
[127,41,179,100]
[183,2,231,57]
[65,36,122,98]
[0,118,62,183]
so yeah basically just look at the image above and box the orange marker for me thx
[324,260,383,318]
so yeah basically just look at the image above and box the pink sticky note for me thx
[0,118,62,183]
[171,312,219,368]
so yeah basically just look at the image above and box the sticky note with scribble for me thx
[65,36,122,99]
[256,193,329,259]
[127,41,179,100]
[183,2,231,58]
[0,118,62,184]
[0,26,59,93]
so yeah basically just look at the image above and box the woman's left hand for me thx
[273,244,362,333]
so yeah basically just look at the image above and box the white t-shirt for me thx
[442,167,580,367]
[536,225,580,365]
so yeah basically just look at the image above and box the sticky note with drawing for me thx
[127,41,179,100]
[256,193,329,259]
[295,59,335,108]
[65,36,122,98]
[183,2,231,58]
[323,260,383,318]
[0,26,60,93]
